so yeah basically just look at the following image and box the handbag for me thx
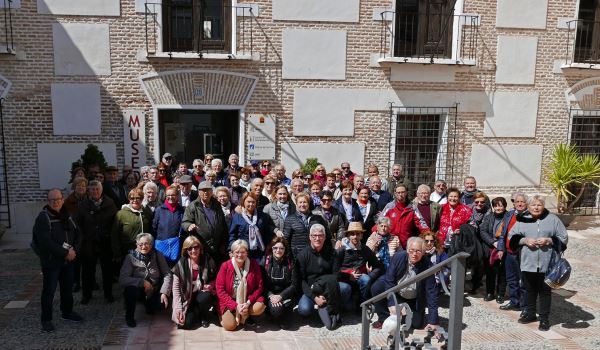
[544,240,571,289]
[154,236,181,264]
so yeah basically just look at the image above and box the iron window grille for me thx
[1,0,15,55]
[566,0,600,65]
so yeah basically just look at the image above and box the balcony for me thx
[378,10,479,65]
[144,1,258,60]
[563,19,600,69]
[0,0,15,55]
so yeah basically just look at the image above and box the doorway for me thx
[158,109,239,166]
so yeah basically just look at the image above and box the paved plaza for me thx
[1,216,600,350]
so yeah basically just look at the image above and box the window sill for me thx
[0,45,16,55]
[143,51,260,61]
[561,62,600,70]
[377,56,476,66]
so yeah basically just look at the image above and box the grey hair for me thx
[407,236,425,251]
[274,163,286,171]
[88,180,103,190]
[215,186,230,198]
[140,166,150,175]
[135,232,154,246]
[527,194,545,206]
[291,178,303,187]
[230,239,249,253]
[417,184,431,193]
[192,159,204,166]
[392,164,404,170]
[377,216,391,226]
[251,177,264,186]
[143,181,158,193]
[512,192,528,201]
[309,223,326,235]
[228,154,239,161]
[211,158,222,167]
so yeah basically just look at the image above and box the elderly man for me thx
[351,175,365,200]
[460,176,489,207]
[148,166,166,201]
[369,176,393,212]
[249,177,271,211]
[76,180,118,305]
[293,223,351,330]
[178,175,198,207]
[224,154,241,177]
[211,158,228,187]
[387,164,414,200]
[191,159,205,187]
[33,189,83,332]
[381,185,417,249]
[104,165,127,207]
[182,181,228,262]
[370,237,438,330]
[290,178,305,205]
[430,179,448,204]
[411,184,440,234]
[365,164,388,191]
[274,164,291,187]
[340,161,355,181]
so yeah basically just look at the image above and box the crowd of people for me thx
[31,152,568,334]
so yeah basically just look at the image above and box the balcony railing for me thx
[1,0,15,54]
[379,11,478,64]
[144,2,256,59]
[565,19,600,67]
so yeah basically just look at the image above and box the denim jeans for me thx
[505,253,526,307]
[297,281,353,317]
[41,263,74,322]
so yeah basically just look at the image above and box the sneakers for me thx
[61,312,83,322]
[41,321,55,333]
[518,314,538,324]
[538,319,550,331]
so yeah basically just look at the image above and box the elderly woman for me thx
[64,177,88,216]
[119,233,171,328]
[479,197,509,303]
[203,154,214,172]
[216,239,265,330]
[509,195,568,331]
[142,181,161,213]
[229,193,275,261]
[261,174,278,202]
[438,187,472,248]
[170,236,218,329]
[289,178,305,205]
[356,186,377,236]
[262,237,295,329]
[466,191,490,293]
[366,216,401,270]
[313,165,327,187]
[153,185,185,266]
[211,159,227,187]
[284,193,329,258]
[204,170,217,188]
[264,185,296,238]
[111,188,154,259]
[309,180,323,207]
[228,172,247,207]
[239,167,252,191]
[333,180,363,223]
[215,186,234,228]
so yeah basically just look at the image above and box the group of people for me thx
[32,152,568,334]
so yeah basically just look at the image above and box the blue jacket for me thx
[370,190,393,212]
[228,211,275,260]
[383,251,438,327]
[152,203,185,241]
[333,197,363,223]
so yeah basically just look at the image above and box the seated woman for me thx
[119,233,171,328]
[153,185,185,266]
[337,222,382,303]
[170,236,218,329]
[228,193,275,261]
[366,216,401,270]
[262,237,295,329]
[216,239,265,331]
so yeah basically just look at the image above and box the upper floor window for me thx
[574,0,600,64]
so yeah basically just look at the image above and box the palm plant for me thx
[546,143,600,213]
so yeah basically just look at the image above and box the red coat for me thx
[383,202,417,249]
[438,203,472,245]
[215,259,264,315]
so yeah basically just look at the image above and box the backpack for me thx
[448,224,482,265]
[30,211,51,256]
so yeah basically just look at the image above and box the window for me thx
[574,0,600,64]
[162,0,231,53]
[569,108,600,214]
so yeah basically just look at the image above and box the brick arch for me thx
[565,76,600,110]
[0,74,12,99]
[139,70,258,107]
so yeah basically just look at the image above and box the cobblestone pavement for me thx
[1,216,600,350]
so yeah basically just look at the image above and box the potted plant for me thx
[546,143,600,224]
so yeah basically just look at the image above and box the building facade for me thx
[1,0,599,233]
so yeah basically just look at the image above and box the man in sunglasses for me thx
[340,162,355,182]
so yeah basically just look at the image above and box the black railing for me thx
[566,19,600,66]
[380,11,478,63]
[144,2,255,57]
[1,0,15,54]
[360,252,469,350]
[0,98,11,228]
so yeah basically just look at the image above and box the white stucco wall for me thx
[496,36,538,85]
[51,83,101,135]
[496,0,548,29]
[37,143,117,190]
[272,0,359,22]
[281,142,365,174]
[53,23,111,76]
[282,29,347,80]
[470,144,543,186]
[484,91,539,138]
[38,0,120,16]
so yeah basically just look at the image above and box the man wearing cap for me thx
[337,222,382,303]
[104,166,127,207]
[249,160,263,179]
[178,175,198,208]
[181,181,228,262]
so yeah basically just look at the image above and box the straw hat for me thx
[345,221,365,235]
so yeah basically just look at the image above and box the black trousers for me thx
[41,264,74,322]
[123,286,160,320]
[522,271,551,319]
[485,257,507,297]
[81,254,113,299]
[184,291,214,328]
[267,297,293,320]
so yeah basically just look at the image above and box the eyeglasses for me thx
[341,166,350,170]
[272,246,285,251]
[321,198,332,202]
[188,245,201,251]
[48,197,63,202]
[294,175,303,179]
[265,181,275,185]
[424,239,435,244]
[333,173,341,176]
[408,249,423,255]
[233,250,248,256]
[310,234,325,239]
[474,201,485,205]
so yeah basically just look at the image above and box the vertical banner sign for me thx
[123,110,146,173]
[247,114,276,160]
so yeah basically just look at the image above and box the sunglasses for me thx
[265,181,276,185]
[272,246,285,251]
[424,239,435,243]
[341,167,350,170]
[474,201,485,205]
[130,197,142,201]
[164,156,172,160]
[188,245,201,251]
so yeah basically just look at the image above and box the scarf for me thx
[425,246,436,255]
[341,237,360,250]
[276,201,289,219]
[240,179,251,191]
[232,257,250,324]
[377,233,391,269]
[164,200,178,213]
[131,249,152,265]
[241,209,264,251]
[222,202,231,218]
[322,207,333,221]
[298,212,309,230]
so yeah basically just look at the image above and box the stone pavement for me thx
[1,216,600,350]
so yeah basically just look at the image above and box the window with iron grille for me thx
[569,108,600,213]
[390,106,460,186]
[162,0,231,53]
[574,0,600,64]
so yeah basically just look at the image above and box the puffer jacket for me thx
[283,212,329,258]
[111,205,153,257]
[508,209,568,273]
[119,249,171,293]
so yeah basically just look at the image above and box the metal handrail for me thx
[360,252,470,350]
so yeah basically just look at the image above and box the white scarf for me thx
[241,209,264,251]
[232,257,250,324]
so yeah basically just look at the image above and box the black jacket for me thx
[293,245,340,298]
[75,196,118,258]
[181,198,228,261]
[263,255,295,301]
[283,212,330,258]
[332,197,363,223]
[312,206,347,244]
[33,206,81,268]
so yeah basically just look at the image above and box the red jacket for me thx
[215,259,264,315]
[438,203,472,245]
[383,201,417,249]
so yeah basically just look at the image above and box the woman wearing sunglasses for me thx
[262,237,295,329]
